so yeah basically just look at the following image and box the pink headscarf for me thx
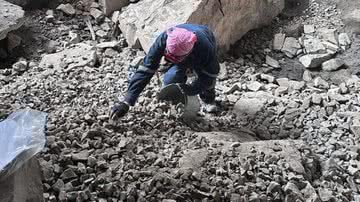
[166,27,197,57]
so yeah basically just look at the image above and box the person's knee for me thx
[163,70,177,85]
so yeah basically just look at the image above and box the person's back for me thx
[110,23,220,120]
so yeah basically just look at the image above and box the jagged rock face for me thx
[0,0,25,41]
[118,0,285,53]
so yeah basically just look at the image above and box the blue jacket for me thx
[124,24,220,106]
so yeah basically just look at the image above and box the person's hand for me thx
[110,102,129,120]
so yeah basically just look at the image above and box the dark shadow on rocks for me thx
[282,0,310,18]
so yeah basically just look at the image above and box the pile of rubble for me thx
[0,0,360,201]
[272,25,351,71]
[0,0,24,59]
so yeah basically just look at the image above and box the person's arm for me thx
[124,32,167,106]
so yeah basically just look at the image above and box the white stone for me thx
[338,33,351,47]
[111,11,120,23]
[273,33,286,50]
[46,9,54,16]
[276,78,289,87]
[311,94,322,105]
[302,70,312,82]
[247,81,263,92]
[68,31,80,44]
[56,4,76,15]
[234,97,266,117]
[289,80,305,91]
[96,30,107,38]
[260,74,275,83]
[321,41,339,52]
[90,8,104,22]
[265,55,280,68]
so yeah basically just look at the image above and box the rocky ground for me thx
[1,0,360,201]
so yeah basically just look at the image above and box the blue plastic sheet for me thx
[0,109,47,179]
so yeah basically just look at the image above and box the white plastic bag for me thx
[0,109,47,179]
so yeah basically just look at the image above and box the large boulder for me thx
[0,0,25,41]
[118,0,285,53]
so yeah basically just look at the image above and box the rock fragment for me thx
[265,55,280,68]
[247,81,263,92]
[338,33,351,48]
[90,8,104,22]
[322,58,344,71]
[299,53,333,68]
[273,33,286,50]
[12,60,28,72]
[318,28,337,45]
[45,9,54,22]
[314,77,329,89]
[342,9,360,34]
[72,150,89,161]
[179,149,208,170]
[303,38,326,54]
[68,31,80,44]
[234,97,266,117]
[303,24,315,34]
[281,37,301,58]
[56,4,76,15]
[318,188,334,202]
[260,74,275,83]
[96,41,121,49]
[302,70,312,81]
[311,94,322,105]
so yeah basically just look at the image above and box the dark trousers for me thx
[162,65,216,104]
